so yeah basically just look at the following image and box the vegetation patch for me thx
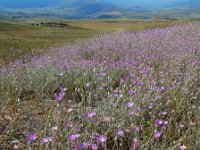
[0,23,200,149]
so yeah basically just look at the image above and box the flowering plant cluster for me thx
[1,24,200,149]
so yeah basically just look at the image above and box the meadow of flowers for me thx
[0,24,200,149]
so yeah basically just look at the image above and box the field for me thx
[0,19,189,65]
[0,20,97,65]
[0,19,200,149]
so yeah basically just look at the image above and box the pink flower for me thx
[67,134,81,141]
[128,108,140,116]
[159,86,165,92]
[153,131,161,140]
[27,133,37,142]
[124,101,134,108]
[85,83,90,88]
[180,144,186,150]
[163,121,168,125]
[192,96,197,100]
[115,129,124,136]
[74,143,80,150]
[67,108,74,113]
[51,126,58,131]
[160,111,167,115]
[41,137,52,144]
[96,135,107,143]
[103,116,111,122]
[155,119,163,126]
[131,138,138,149]
[134,127,140,133]
[129,88,136,95]
[13,145,18,149]
[148,105,153,110]
[111,92,119,97]
[77,142,91,149]
[151,80,157,86]
[92,144,98,150]
[55,87,67,102]
[179,124,184,129]
[85,111,96,119]
[124,129,131,133]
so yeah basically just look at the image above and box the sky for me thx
[111,0,199,8]
[0,0,199,9]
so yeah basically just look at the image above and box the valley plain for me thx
[0,19,191,65]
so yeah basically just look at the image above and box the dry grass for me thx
[0,18,190,65]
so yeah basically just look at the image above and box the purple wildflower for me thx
[85,83,90,88]
[115,129,125,136]
[67,134,81,141]
[148,105,153,110]
[111,92,119,97]
[163,121,168,125]
[155,119,163,126]
[77,142,91,149]
[41,137,52,144]
[13,145,18,149]
[92,144,98,150]
[67,108,74,113]
[151,80,157,86]
[160,111,167,115]
[134,127,140,133]
[179,124,184,129]
[180,144,186,150]
[192,96,197,100]
[27,133,37,142]
[55,87,67,102]
[131,138,138,149]
[153,131,161,140]
[128,108,140,116]
[159,86,165,92]
[124,129,131,133]
[96,135,107,143]
[74,144,78,150]
[103,116,111,122]
[129,88,136,95]
[51,126,58,131]
[85,111,96,119]
[124,101,134,108]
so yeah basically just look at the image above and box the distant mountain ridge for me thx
[1,0,200,9]
[0,0,116,9]
[0,0,200,19]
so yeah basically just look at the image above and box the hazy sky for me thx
[108,0,199,8]
[0,0,199,9]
